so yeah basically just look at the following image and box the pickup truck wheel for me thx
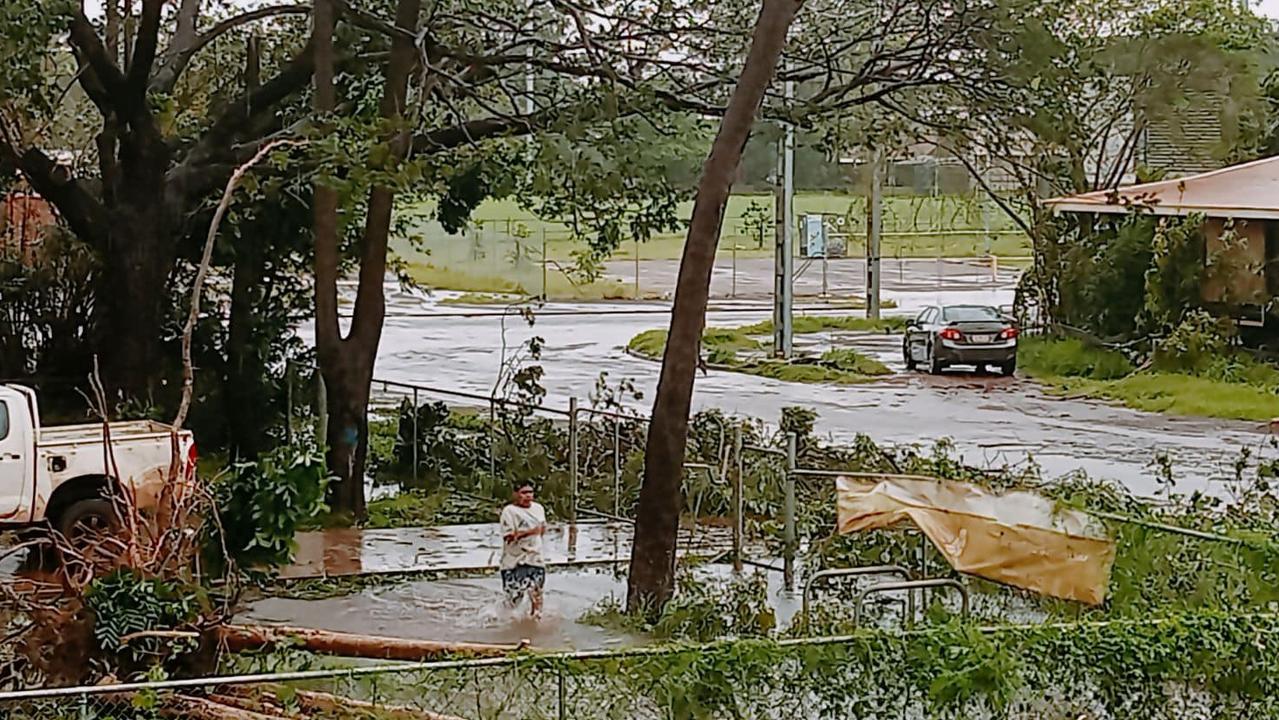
[928,344,946,375]
[57,499,120,545]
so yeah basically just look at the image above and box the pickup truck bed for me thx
[39,420,180,446]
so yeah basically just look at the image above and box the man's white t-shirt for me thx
[499,501,546,570]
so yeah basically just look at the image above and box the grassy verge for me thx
[629,315,901,385]
[1019,336,1279,422]
[399,193,1031,263]
[403,261,663,300]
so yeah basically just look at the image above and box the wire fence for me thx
[401,192,1027,301]
[311,373,735,529]
[6,615,1279,719]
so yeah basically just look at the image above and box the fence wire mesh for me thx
[7,617,1279,720]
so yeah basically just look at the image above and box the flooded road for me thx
[281,521,730,579]
[365,263,1271,497]
[246,560,803,650]
[245,567,641,650]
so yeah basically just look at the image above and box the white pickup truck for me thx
[0,385,196,539]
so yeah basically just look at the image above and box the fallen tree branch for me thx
[216,624,528,660]
[162,694,290,720]
[292,688,469,720]
[119,629,202,645]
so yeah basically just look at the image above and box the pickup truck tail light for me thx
[185,442,199,479]
[939,327,962,340]
[999,327,1020,340]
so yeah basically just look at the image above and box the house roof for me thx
[1044,155,1279,221]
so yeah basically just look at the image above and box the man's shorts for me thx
[501,564,546,602]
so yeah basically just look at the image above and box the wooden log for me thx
[216,624,526,661]
[160,694,290,720]
[291,688,469,720]
[219,684,469,720]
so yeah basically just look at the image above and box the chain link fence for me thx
[398,191,1027,302]
[6,615,1279,719]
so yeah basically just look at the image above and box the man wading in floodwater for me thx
[500,481,547,619]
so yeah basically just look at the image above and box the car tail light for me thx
[999,327,1020,340]
[185,441,199,479]
[939,327,962,340]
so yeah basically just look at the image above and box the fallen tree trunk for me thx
[220,685,469,720]
[292,688,468,720]
[216,624,526,660]
[160,694,290,720]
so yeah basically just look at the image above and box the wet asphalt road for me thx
[362,258,1272,498]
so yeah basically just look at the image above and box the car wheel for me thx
[903,339,917,371]
[928,344,946,375]
[1001,358,1017,377]
[57,498,120,547]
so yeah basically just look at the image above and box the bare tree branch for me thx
[126,0,163,98]
[174,138,303,431]
[171,0,203,57]
[151,4,312,93]
[69,11,129,101]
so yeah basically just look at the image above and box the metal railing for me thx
[853,578,970,628]
[292,372,735,531]
[801,565,912,633]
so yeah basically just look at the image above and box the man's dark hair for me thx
[515,481,535,492]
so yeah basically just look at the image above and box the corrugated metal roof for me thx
[1141,100,1226,176]
[1043,155,1279,220]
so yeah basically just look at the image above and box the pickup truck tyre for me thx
[57,498,120,544]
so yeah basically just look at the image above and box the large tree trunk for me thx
[626,0,801,616]
[311,0,420,518]
[97,200,176,402]
[225,237,267,459]
[322,361,375,518]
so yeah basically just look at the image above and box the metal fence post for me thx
[315,368,328,449]
[558,666,567,720]
[569,397,579,525]
[488,398,497,480]
[733,425,743,573]
[784,432,797,592]
[411,387,419,483]
[613,417,622,518]
[542,228,548,299]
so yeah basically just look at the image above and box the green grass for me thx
[628,316,897,386]
[820,348,893,375]
[395,192,1031,270]
[1017,336,1134,380]
[439,292,525,305]
[403,261,662,300]
[1019,336,1279,422]
[735,314,909,335]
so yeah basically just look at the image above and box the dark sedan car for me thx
[903,304,1018,375]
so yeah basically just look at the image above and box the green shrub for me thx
[819,348,892,375]
[207,444,330,572]
[1152,310,1236,375]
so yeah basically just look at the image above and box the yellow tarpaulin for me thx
[835,475,1116,605]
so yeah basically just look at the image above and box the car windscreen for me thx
[942,306,1002,322]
